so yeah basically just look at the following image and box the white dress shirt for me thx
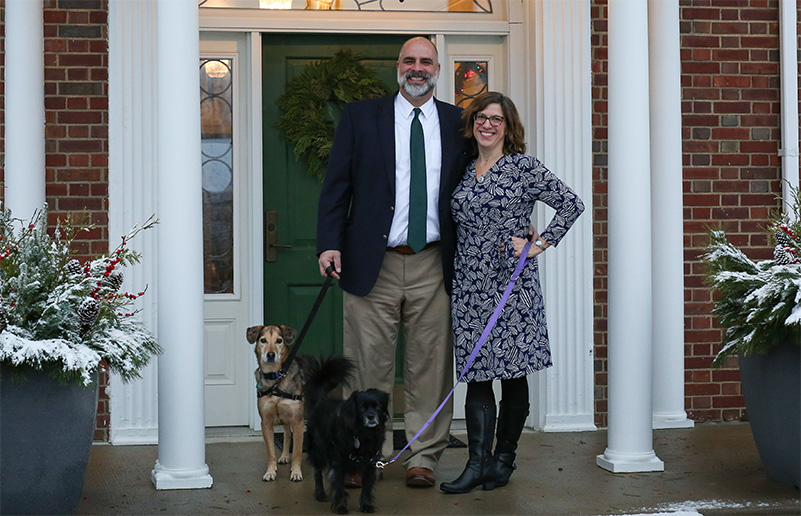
[388,94,442,248]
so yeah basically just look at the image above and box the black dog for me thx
[304,356,389,514]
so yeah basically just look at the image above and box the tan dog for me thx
[246,325,312,482]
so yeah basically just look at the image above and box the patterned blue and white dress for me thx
[450,153,584,382]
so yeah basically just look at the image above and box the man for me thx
[317,36,468,488]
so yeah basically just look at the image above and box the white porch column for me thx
[528,0,596,432]
[597,0,664,473]
[648,0,694,430]
[151,0,213,490]
[4,0,45,219]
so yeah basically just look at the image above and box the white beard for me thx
[397,70,438,98]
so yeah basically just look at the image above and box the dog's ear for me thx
[375,390,391,420]
[338,393,359,427]
[246,325,263,344]
[279,325,297,345]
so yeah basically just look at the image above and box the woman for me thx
[440,92,584,494]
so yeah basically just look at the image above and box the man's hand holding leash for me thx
[318,250,341,279]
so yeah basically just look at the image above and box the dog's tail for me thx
[303,355,355,411]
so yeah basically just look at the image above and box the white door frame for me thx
[108,0,595,443]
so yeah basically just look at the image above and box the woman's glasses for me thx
[474,113,505,127]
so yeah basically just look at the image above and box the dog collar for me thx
[260,370,285,381]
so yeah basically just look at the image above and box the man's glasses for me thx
[474,113,505,127]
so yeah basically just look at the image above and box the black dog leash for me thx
[272,264,336,380]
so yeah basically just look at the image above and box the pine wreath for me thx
[277,50,391,182]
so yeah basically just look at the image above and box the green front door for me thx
[262,34,408,364]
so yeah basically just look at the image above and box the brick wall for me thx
[592,0,798,427]
[0,0,111,440]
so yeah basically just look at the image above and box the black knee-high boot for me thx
[493,401,529,487]
[440,402,496,494]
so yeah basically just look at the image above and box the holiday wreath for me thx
[277,50,391,182]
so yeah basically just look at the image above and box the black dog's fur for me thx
[304,356,390,514]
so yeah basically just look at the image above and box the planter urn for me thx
[0,365,99,515]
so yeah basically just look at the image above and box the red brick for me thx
[713,395,746,408]
[740,141,777,153]
[685,6,724,20]
[711,154,750,166]
[712,101,752,114]
[711,127,750,139]
[740,114,779,126]
[682,35,720,48]
[712,48,750,61]
[686,383,721,396]
[68,39,90,53]
[741,62,779,75]
[712,180,750,192]
[710,21,749,34]
[55,52,99,68]
[740,8,780,21]
[58,197,103,211]
[58,111,103,125]
[68,154,90,167]
[712,75,750,88]
[683,61,721,74]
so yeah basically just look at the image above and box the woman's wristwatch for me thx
[534,238,547,251]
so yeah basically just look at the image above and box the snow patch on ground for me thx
[602,498,780,515]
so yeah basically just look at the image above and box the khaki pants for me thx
[343,246,454,471]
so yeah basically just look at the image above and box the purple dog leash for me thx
[377,240,533,468]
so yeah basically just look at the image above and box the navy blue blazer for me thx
[316,94,469,297]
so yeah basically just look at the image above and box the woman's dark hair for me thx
[460,91,526,157]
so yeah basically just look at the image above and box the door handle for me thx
[264,210,292,262]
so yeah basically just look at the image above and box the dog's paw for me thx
[359,503,376,513]
[333,504,350,514]
[262,469,277,482]
[290,470,303,482]
[278,455,290,464]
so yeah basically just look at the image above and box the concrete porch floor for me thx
[76,422,799,516]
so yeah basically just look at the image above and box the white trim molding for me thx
[528,0,596,433]
[108,0,160,446]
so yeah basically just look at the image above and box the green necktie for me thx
[408,107,427,253]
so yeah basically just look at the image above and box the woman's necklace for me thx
[476,153,503,183]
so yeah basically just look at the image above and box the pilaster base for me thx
[151,460,213,490]
[596,449,664,473]
[653,412,695,429]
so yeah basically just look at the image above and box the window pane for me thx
[200,58,235,294]
[454,61,488,109]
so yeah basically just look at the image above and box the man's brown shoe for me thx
[344,470,383,488]
[344,473,362,488]
[405,467,435,487]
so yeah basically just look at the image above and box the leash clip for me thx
[375,460,389,469]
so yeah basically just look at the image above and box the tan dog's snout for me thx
[262,348,282,364]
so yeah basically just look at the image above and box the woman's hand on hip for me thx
[512,236,545,258]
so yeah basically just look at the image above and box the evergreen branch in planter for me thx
[0,205,162,385]
[703,185,801,366]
